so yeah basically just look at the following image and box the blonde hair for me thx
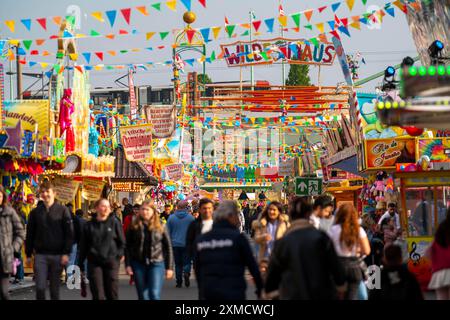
[131,200,163,233]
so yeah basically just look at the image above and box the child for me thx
[369,244,423,300]
[383,217,398,246]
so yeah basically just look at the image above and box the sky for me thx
[0,0,420,99]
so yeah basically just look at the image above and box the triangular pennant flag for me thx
[330,30,340,40]
[17,47,26,55]
[45,71,53,78]
[327,20,336,30]
[69,53,78,60]
[82,52,91,64]
[119,29,129,35]
[341,18,349,26]
[318,6,327,13]
[331,2,341,12]
[210,50,216,61]
[200,28,210,42]
[385,7,395,17]
[35,39,45,46]
[241,30,249,36]
[338,25,351,37]
[181,0,191,11]
[212,27,221,39]
[289,43,298,58]
[185,58,195,66]
[90,29,101,36]
[91,12,104,22]
[105,34,115,40]
[21,19,32,31]
[225,25,236,37]
[291,13,300,27]
[166,0,177,11]
[318,33,328,43]
[52,16,62,26]
[278,15,288,27]
[42,50,50,56]
[151,3,162,11]
[346,0,355,11]
[136,6,149,16]
[362,0,368,4]
[54,64,61,74]
[121,8,132,25]
[105,10,117,27]
[279,47,288,58]
[29,61,37,67]
[350,20,361,30]
[5,20,15,33]
[304,24,313,30]
[252,20,262,32]
[0,40,5,52]
[22,40,32,50]
[63,30,73,38]
[120,50,128,54]
[264,18,275,32]
[240,23,250,29]
[199,0,206,8]
[159,32,169,40]
[315,23,324,33]
[107,51,117,56]
[359,17,369,25]
[95,52,104,61]
[186,29,196,43]
[205,57,211,63]
[304,10,313,22]
[146,32,156,40]
[36,18,47,30]
[292,27,300,32]
[75,66,83,73]
[335,14,341,25]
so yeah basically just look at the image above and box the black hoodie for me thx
[78,214,125,271]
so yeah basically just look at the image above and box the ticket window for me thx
[402,186,449,237]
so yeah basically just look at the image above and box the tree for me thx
[286,64,311,86]
[197,73,212,84]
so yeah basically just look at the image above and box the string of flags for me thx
[1,0,208,33]
[1,0,418,46]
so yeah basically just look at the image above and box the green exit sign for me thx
[295,177,323,196]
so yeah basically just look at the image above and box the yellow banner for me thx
[82,178,105,201]
[2,100,50,137]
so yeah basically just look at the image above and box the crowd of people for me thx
[1,182,450,301]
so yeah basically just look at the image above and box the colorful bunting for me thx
[291,13,300,28]
[310,38,319,47]
[119,29,129,35]
[198,0,206,8]
[212,26,221,39]
[331,2,341,12]
[252,20,262,32]
[264,18,275,32]
[82,52,91,64]
[90,29,101,36]
[315,23,325,33]
[328,21,336,30]
[5,20,15,33]
[52,16,62,26]
[121,8,132,25]
[385,7,395,17]
[95,52,104,61]
[181,0,192,11]
[91,12,104,22]
[146,32,156,40]
[136,6,149,16]
[362,0,368,4]
[346,0,355,11]
[200,28,210,42]
[338,25,351,37]
[105,34,115,40]
[21,19,32,31]
[105,10,117,27]
[160,32,169,40]
[166,0,177,11]
[36,18,47,31]
[241,30,249,36]
[304,24,313,31]
[186,29,196,43]
[22,40,32,50]
[69,53,78,60]
[350,20,361,30]
[304,10,313,22]
[278,15,288,27]
[225,25,236,38]
[75,66,83,73]
[151,3,162,11]
[318,6,327,13]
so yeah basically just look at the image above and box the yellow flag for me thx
[132,48,141,52]
[346,0,355,11]
[166,0,177,11]
[91,12,104,22]
[8,39,20,46]
[94,65,104,71]
[315,23,324,33]
[350,21,360,30]
[7,49,15,61]
[107,50,117,56]
[240,23,250,29]
[40,62,49,69]
[5,20,15,33]
[146,32,156,40]
[212,27,221,39]
[69,53,78,61]
[278,15,288,27]
[76,33,86,38]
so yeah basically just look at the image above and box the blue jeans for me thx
[69,243,78,267]
[172,247,191,284]
[15,254,24,280]
[357,281,368,300]
[131,261,165,300]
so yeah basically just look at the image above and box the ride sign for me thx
[295,177,322,196]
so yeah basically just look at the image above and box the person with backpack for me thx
[0,186,26,300]
[125,200,174,300]
[78,198,125,300]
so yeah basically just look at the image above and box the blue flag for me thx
[21,19,32,31]
[82,52,91,64]
[105,10,117,27]
[264,18,275,33]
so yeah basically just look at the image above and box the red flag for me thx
[119,29,129,35]
[30,50,39,55]
[95,52,104,61]
[330,30,340,40]
[36,18,47,30]
[198,0,206,8]
[252,20,261,32]
[334,15,341,25]
[340,18,348,26]
[224,16,229,25]
[186,29,196,43]
[75,66,83,73]
[121,8,132,25]
[278,4,285,16]
[318,6,327,13]
[279,46,288,58]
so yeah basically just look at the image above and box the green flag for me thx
[151,3,161,11]
[160,32,169,40]
[225,25,236,38]
[22,40,32,50]
[291,13,301,27]
[90,29,101,36]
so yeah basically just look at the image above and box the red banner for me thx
[129,69,137,121]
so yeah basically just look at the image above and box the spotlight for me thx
[401,56,415,68]
[385,66,396,78]
[428,40,446,65]
[382,66,398,92]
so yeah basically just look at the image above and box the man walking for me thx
[166,200,195,288]
[25,181,74,300]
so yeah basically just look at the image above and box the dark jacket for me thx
[186,219,203,259]
[265,219,346,300]
[369,264,423,300]
[0,206,26,274]
[78,214,125,271]
[73,215,86,244]
[25,202,74,257]
[194,220,263,300]
[125,221,174,270]
[122,204,133,221]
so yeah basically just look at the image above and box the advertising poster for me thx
[3,100,50,137]
[82,178,105,201]
[144,105,177,139]
[128,69,137,121]
[407,237,432,291]
[278,158,295,176]
[164,163,183,181]
[120,124,153,162]
[365,138,416,169]
[53,178,81,203]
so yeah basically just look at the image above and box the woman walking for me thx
[125,200,174,300]
[252,201,290,275]
[428,208,450,300]
[328,203,371,300]
[78,198,125,300]
[0,186,25,300]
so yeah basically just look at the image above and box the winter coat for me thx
[265,219,346,300]
[125,222,174,270]
[252,213,290,263]
[0,206,25,274]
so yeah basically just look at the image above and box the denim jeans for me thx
[131,260,165,300]
[15,255,24,281]
[172,247,191,285]
[68,243,78,267]
[357,281,368,300]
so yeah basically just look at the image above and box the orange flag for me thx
[52,16,62,26]
[5,20,15,32]
[136,6,149,16]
